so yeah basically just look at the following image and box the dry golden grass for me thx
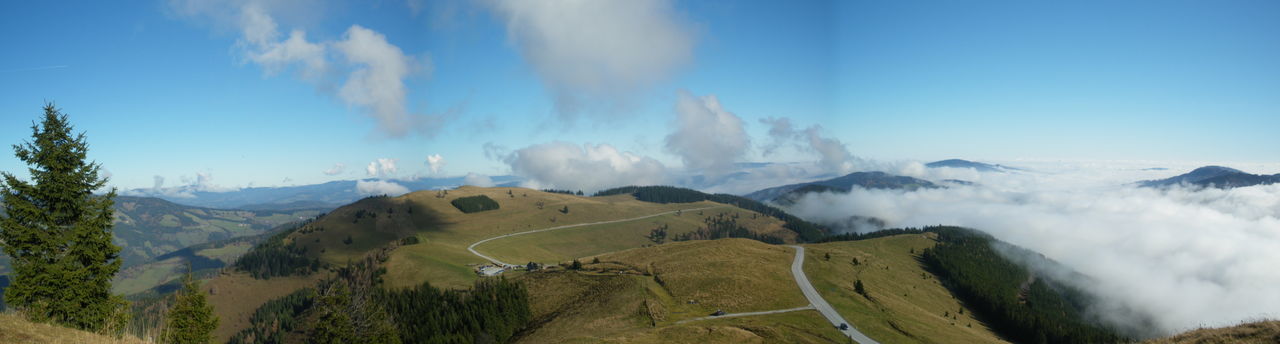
[512,239,845,343]
[1145,320,1280,344]
[598,238,808,314]
[0,313,149,344]
[802,233,1008,344]
[372,187,781,289]
[202,270,323,342]
[477,206,792,265]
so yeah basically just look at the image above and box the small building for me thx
[477,265,505,277]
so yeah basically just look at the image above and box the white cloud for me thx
[665,90,750,176]
[757,116,860,175]
[152,175,166,193]
[486,0,693,117]
[426,154,445,174]
[193,172,238,192]
[366,158,398,177]
[355,179,410,196]
[760,116,799,156]
[322,163,346,176]
[170,0,445,138]
[503,141,667,193]
[463,172,494,187]
[803,125,857,175]
[333,25,440,137]
[786,162,1280,337]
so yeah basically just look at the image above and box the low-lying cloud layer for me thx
[787,162,1280,336]
[503,141,666,193]
[355,179,409,196]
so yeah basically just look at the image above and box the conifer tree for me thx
[311,282,357,344]
[0,103,126,332]
[163,271,219,344]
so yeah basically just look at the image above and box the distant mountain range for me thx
[125,176,519,210]
[1139,166,1280,189]
[744,171,939,203]
[925,159,1020,172]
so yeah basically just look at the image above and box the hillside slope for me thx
[0,313,148,344]
[1145,321,1280,344]
[803,234,1006,343]
[515,238,843,343]
[745,171,938,203]
[1140,166,1280,189]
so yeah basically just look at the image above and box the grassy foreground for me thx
[0,313,149,344]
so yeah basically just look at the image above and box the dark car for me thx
[710,310,726,316]
[838,323,849,331]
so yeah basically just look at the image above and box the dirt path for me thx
[674,305,815,324]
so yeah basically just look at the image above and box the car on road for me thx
[838,323,849,331]
[710,310,726,316]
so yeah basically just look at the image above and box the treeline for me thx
[229,288,316,344]
[233,227,322,279]
[230,256,532,344]
[593,185,826,242]
[672,214,785,244]
[541,189,583,196]
[920,227,1127,343]
[380,278,531,344]
[818,227,928,242]
[450,195,500,213]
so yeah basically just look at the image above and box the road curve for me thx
[789,245,879,344]
[467,206,720,267]
[674,305,815,324]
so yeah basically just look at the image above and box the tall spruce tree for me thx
[163,271,219,344]
[0,103,126,332]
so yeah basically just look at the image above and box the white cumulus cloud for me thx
[170,0,446,138]
[665,90,750,177]
[486,0,693,117]
[366,158,398,177]
[759,116,860,175]
[503,141,667,193]
[323,163,346,176]
[426,154,445,174]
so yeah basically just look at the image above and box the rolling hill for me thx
[744,171,939,203]
[1139,166,1280,189]
[203,186,808,341]
[138,184,1275,343]
[925,159,1019,172]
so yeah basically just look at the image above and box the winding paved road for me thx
[467,206,719,267]
[789,245,879,344]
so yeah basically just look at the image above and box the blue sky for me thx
[2,0,1277,190]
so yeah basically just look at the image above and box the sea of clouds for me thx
[786,161,1280,337]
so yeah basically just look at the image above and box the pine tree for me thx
[0,103,126,332]
[163,271,219,344]
[312,282,357,344]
